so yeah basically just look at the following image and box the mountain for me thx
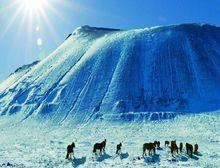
[1,24,220,124]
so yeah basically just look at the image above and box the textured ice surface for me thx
[1,24,220,124]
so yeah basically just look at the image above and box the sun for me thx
[20,0,45,13]
[0,0,72,51]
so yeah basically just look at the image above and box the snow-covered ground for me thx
[1,24,220,167]
[0,111,219,167]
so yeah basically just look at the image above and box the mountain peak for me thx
[72,25,121,36]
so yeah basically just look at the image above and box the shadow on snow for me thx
[96,153,112,162]
[144,154,160,164]
[71,157,86,168]
[120,152,129,159]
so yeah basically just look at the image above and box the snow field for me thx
[0,112,219,167]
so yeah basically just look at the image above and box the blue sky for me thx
[0,0,220,81]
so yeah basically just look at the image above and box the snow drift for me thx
[1,23,220,123]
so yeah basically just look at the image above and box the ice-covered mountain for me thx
[1,23,220,124]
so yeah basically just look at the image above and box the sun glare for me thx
[0,0,73,55]
[20,0,45,13]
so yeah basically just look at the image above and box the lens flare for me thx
[20,0,45,13]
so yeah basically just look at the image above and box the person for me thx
[194,143,198,154]
[66,142,75,159]
[180,142,183,153]
[116,143,122,154]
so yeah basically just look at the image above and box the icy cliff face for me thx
[1,24,220,123]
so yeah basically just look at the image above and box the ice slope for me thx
[1,24,220,124]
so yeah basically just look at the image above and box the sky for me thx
[0,0,220,81]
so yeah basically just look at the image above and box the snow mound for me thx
[1,23,220,124]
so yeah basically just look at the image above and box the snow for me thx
[0,24,220,167]
[0,112,219,167]
[1,24,220,124]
